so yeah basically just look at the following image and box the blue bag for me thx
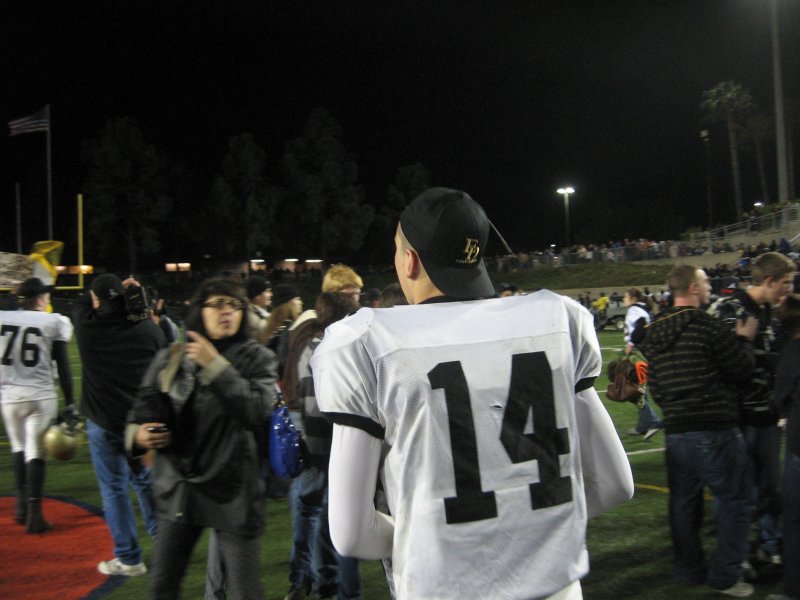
[269,398,304,479]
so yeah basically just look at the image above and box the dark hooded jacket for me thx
[638,306,755,433]
[129,339,278,535]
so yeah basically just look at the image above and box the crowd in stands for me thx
[487,236,800,272]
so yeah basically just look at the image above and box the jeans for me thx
[289,466,361,599]
[665,428,750,589]
[205,530,226,600]
[743,424,782,556]
[87,419,157,565]
[635,396,662,433]
[784,452,800,598]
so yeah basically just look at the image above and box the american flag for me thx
[8,107,49,136]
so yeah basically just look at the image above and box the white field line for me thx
[626,447,665,456]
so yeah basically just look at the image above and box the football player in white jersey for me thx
[311,188,634,600]
[1,277,74,533]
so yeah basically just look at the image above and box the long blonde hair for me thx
[262,300,301,344]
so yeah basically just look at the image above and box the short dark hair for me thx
[751,252,795,285]
[625,288,643,301]
[184,277,250,341]
[667,265,700,297]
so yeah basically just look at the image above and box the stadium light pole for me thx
[557,187,575,246]
[770,0,789,203]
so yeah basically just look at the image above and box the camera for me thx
[124,284,151,321]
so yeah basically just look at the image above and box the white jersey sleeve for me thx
[312,291,610,600]
[0,310,73,404]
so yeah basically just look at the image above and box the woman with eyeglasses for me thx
[127,277,278,599]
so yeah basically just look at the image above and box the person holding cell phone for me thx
[128,276,278,600]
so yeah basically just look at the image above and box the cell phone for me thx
[147,426,169,433]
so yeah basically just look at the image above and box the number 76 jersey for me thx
[312,290,602,599]
[0,310,73,404]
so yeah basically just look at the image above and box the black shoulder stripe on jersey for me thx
[574,377,595,393]
[323,412,385,439]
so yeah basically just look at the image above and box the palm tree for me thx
[701,81,754,220]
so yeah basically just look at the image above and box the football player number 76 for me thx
[428,351,572,525]
[1,325,42,367]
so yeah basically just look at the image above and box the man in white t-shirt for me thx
[1,278,74,533]
[311,188,634,599]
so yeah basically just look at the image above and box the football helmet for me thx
[44,421,83,461]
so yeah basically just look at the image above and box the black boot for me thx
[26,459,52,534]
[12,451,27,525]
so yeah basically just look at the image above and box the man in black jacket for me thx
[712,251,795,566]
[640,265,758,597]
[73,274,167,577]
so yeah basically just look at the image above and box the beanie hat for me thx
[272,283,300,308]
[17,277,50,300]
[245,276,271,299]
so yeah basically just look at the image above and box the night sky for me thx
[2,1,799,262]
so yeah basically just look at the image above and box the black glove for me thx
[58,404,79,425]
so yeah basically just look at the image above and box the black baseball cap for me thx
[399,187,494,299]
[90,274,125,314]
[17,277,51,299]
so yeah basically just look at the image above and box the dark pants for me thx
[665,428,750,590]
[743,423,782,556]
[784,452,800,599]
[149,519,264,600]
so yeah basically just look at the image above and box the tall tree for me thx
[362,163,431,262]
[280,108,374,258]
[81,117,171,273]
[205,133,278,260]
[701,81,754,220]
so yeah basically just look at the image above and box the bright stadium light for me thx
[556,187,575,245]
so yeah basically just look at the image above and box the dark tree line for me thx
[81,108,430,272]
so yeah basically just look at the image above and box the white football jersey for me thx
[312,290,602,600]
[0,310,73,403]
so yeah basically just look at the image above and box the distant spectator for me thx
[361,288,381,308]
[378,283,408,308]
[245,276,272,343]
[497,283,518,298]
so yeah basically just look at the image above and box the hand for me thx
[623,344,632,356]
[121,277,140,288]
[735,316,758,342]
[58,404,79,424]
[135,423,172,450]
[185,330,219,368]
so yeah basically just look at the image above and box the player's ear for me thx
[405,248,422,280]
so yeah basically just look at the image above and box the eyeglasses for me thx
[202,299,245,311]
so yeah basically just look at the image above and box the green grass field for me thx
[0,330,787,599]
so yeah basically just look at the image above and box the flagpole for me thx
[45,104,53,240]
[15,182,22,253]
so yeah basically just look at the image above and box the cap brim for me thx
[425,259,495,299]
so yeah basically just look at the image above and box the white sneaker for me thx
[757,548,783,565]
[715,579,754,597]
[741,560,757,581]
[98,558,147,576]
[643,427,661,440]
